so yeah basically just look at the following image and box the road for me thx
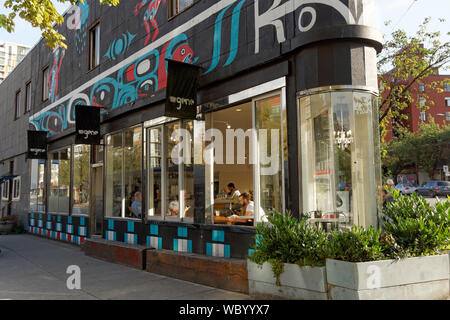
[0,234,250,300]
[425,196,449,206]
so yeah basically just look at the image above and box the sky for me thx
[375,0,450,41]
[0,0,449,49]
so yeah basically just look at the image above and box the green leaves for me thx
[248,211,328,268]
[378,18,450,139]
[383,191,450,257]
[326,226,387,262]
[382,120,450,177]
[0,0,119,49]
[250,197,449,268]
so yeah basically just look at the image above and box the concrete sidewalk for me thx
[0,234,250,300]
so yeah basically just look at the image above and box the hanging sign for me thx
[27,131,48,159]
[75,105,101,144]
[165,59,201,120]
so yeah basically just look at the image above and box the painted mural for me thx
[49,47,65,103]
[104,32,136,61]
[66,2,90,68]
[204,0,246,74]
[30,0,374,135]
[134,0,167,46]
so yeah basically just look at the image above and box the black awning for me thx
[0,175,17,185]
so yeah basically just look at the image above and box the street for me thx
[0,234,249,300]
[426,196,449,206]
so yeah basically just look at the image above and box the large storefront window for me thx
[166,122,180,218]
[148,127,162,217]
[30,159,46,212]
[204,89,287,226]
[205,102,254,225]
[72,145,90,215]
[105,132,123,217]
[105,126,143,219]
[124,127,143,218]
[299,89,381,229]
[48,148,71,215]
[146,120,193,221]
[34,145,92,216]
[255,94,285,216]
[183,120,194,219]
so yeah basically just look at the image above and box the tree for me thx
[382,118,450,179]
[378,18,450,142]
[0,0,119,49]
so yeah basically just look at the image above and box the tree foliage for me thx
[0,0,119,49]
[382,118,450,178]
[378,18,450,140]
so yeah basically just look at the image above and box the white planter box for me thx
[247,260,328,300]
[326,255,449,300]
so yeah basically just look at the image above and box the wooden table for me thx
[213,216,235,225]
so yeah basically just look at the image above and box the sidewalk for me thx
[0,234,250,300]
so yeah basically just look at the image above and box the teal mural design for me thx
[104,31,137,61]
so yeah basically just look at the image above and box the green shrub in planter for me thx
[249,211,328,280]
[326,226,389,262]
[382,190,450,256]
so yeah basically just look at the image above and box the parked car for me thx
[393,183,417,195]
[415,181,450,197]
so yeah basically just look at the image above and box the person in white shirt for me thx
[226,182,241,202]
[228,192,266,224]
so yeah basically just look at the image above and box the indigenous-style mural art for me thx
[204,0,246,74]
[49,47,65,103]
[66,2,90,56]
[134,0,167,46]
[31,33,197,133]
[30,0,375,135]
[104,31,137,61]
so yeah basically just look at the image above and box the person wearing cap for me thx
[383,179,395,205]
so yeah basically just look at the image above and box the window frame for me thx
[1,180,10,201]
[418,82,424,92]
[168,0,195,19]
[420,111,426,121]
[252,90,287,224]
[29,159,47,213]
[42,65,49,102]
[146,125,164,221]
[444,83,450,92]
[47,146,72,215]
[71,144,91,217]
[445,98,450,107]
[419,96,426,107]
[24,81,31,114]
[88,21,101,71]
[146,120,194,223]
[12,176,21,201]
[104,125,144,221]
[14,89,21,120]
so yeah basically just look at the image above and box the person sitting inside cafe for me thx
[227,192,265,224]
[131,191,142,218]
[226,182,241,203]
[167,197,191,217]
